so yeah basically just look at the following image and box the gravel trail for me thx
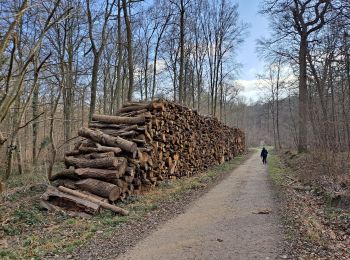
[118,151,284,260]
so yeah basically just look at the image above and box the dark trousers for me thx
[262,156,267,164]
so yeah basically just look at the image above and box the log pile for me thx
[41,100,245,215]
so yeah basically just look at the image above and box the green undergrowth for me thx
[0,151,252,259]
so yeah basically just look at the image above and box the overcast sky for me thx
[235,0,270,103]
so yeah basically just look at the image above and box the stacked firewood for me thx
[41,100,245,215]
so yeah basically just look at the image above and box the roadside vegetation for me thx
[267,149,350,259]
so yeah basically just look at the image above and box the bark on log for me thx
[89,123,127,129]
[117,104,150,113]
[41,186,100,214]
[58,186,128,216]
[92,114,145,125]
[78,127,137,153]
[51,179,77,190]
[79,144,121,155]
[65,150,81,156]
[65,156,124,169]
[80,151,115,159]
[75,166,126,180]
[75,178,121,201]
[49,169,78,182]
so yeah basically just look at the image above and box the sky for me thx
[235,0,270,103]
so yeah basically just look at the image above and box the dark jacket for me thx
[261,148,268,157]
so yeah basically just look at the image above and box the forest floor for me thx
[268,150,350,259]
[0,151,252,259]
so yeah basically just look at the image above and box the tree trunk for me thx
[178,0,185,104]
[32,77,39,165]
[298,35,308,153]
[123,0,134,101]
[89,55,101,122]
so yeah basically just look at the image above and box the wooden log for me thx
[151,101,165,110]
[75,178,121,201]
[79,190,109,203]
[58,186,128,216]
[121,109,148,117]
[65,156,124,169]
[92,114,145,125]
[49,169,79,182]
[80,151,115,159]
[112,179,129,193]
[122,101,149,107]
[65,150,81,156]
[89,122,127,129]
[78,127,137,153]
[132,178,141,187]
[78,144,122,156]
[125,167,135,176]
[133,139,146,144]
[112,124,138,133]
[51,166,126,182]
[75,167,125,179]
[117,104,150,113]
[122,175,134,183]
[101,129,136,137]
[41,186,100,214]
[51,179,77,190]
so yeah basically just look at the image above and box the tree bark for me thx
[65,156,126,169]
[41,186,100,214]
[75,178,121,201]
[78,127,137,153]
[58,186,128,215]
[298,34,308,153]
[178,0,185,104]
[92,114,145,125]
[123,0,134,101]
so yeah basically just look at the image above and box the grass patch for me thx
[0,163,64,189]
[267,149,287,185]
[0,151,252,258]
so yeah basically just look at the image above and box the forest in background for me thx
[0,0,350,185]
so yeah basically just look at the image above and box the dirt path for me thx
[119,151,285,260]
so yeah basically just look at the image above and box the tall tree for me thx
[261,0,331,152]
[122,0,134,101]
[86,0,116,121]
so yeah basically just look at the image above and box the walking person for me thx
[260,147,268,165]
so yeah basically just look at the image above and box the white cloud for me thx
[234,79,263,102]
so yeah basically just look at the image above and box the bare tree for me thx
[86,0,116,121]
[260,0,331,152]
